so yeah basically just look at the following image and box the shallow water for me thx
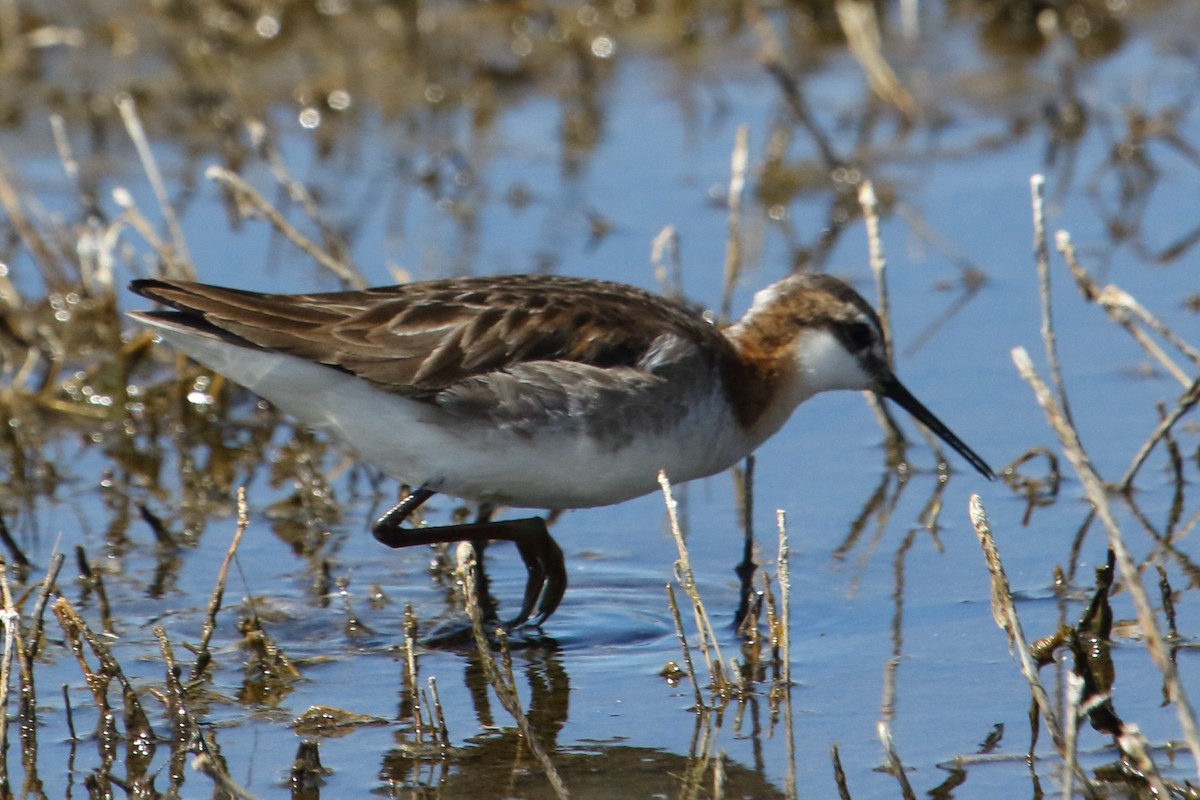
[3,0,1199,797]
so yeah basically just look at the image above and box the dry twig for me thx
[192,487,250,682]
[116,93,194,279]
[206,166,365,288]
[659,471,731,697]
[1030,175,1075,428]
[720,124,749,322]
[968,497,1067,752]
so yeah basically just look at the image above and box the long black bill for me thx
[881,375,995,480]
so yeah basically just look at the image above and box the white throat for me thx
[794,328,873,396]
[738,328,874,449]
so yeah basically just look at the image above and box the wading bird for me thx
[130,273,993,629]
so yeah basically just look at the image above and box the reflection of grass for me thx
[456,541,568,800]
[965,176,1200,798]
[0,2,1196,798]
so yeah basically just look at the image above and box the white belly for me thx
[148,325,757,509]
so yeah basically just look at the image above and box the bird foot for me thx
[371,494,568,630]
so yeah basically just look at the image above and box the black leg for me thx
[371,487,436,547]
[370,489,567,628]
[733,455,758,630]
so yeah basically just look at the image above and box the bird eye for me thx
[843,321,874,351]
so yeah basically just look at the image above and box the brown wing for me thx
[129,275,729,398]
